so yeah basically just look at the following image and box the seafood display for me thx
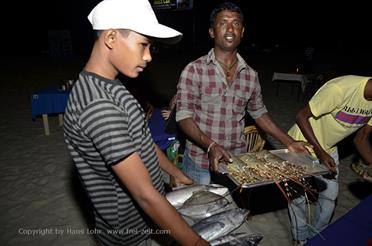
[225,149,329,188]
[163,150,329,244]
[165,184,262,244]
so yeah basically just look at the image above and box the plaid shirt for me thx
[176,49,267,169]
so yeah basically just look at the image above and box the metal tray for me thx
[219,149,329,188]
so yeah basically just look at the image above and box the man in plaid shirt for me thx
[175,2,308,184]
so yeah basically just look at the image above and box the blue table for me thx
[148,108,176,150]
[306,194,372,246]
[31,88,69,135]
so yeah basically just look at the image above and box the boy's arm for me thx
[111,153,207,246]
[294,104,336,172]
[254,113,310,153]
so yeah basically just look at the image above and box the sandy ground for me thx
[0,53,371,246]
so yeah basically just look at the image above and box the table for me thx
[31,88,69,135]
[272,72,309,100]
[148,108,177,150]
[305,194,372,245]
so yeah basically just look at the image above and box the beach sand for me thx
[0,54,370,246]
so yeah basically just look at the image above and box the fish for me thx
[210,232,264,246]
[165,184,229,208]
[192,208,250,242]
[177,193,231,220]
[183,190,228,206]
[193,221,226,242]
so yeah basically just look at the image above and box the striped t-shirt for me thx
[63,71,164,245]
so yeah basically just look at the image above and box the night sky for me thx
[5,0,371,64]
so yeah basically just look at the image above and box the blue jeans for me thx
[288,151,339,241]
[182,150,211,184]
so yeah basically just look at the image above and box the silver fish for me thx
[210,232,264,246]
[177,194,230,220]
[165,184,229,208]
[194,221,226,242]
[192,208,250,242]
[183,190,228,206]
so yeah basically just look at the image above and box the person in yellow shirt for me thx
[287,75,372,245]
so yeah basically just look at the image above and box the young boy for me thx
[63,0,208,245]
[287,75,372,245]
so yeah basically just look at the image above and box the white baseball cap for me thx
[88,0,182,43]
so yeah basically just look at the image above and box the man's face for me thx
[110,30,152,78]
[209,10,244,52]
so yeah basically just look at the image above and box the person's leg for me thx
[288,196,311,242]
[198,167,211,185]
[182,150,211,184]
[311,151,339,237]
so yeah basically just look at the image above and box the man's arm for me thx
[178,118,232,172]
[111,153,207,246]
[153,143,193,185]
[254,113,310,153]
[354,124,372,165]
[293,104,336,172]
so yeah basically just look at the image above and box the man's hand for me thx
[287,141,312,154]
[316,150,337,173]
[207,143,232,172]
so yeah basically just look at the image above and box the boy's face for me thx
[109,30,152,78]
[209,10,244,52]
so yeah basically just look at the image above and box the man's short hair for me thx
[209,2,244,27]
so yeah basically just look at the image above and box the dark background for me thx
[4,0,371,60]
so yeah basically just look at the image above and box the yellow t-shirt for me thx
[288,75,372,154]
